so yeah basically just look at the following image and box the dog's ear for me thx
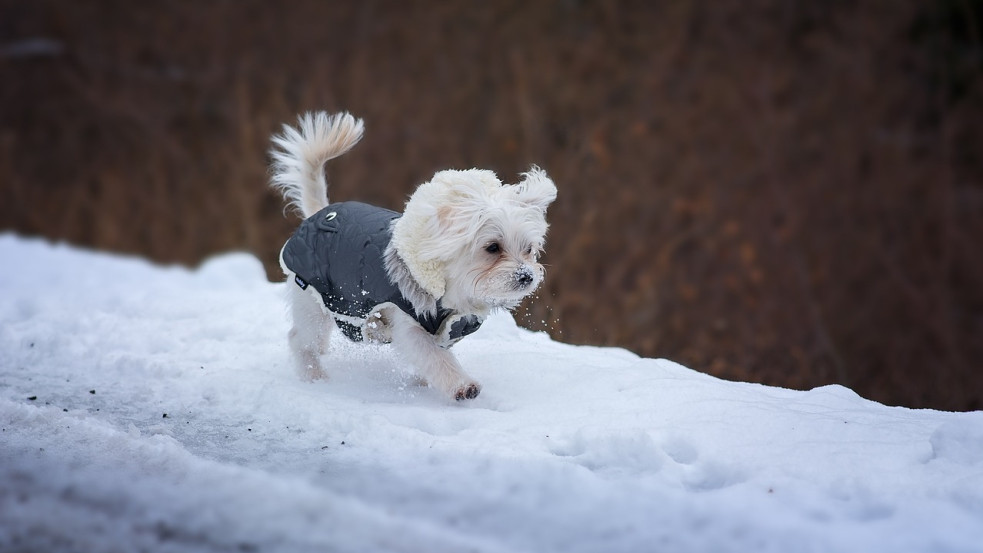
[391,170,503,300]
[429,169,500,234]
[513,166,557,212]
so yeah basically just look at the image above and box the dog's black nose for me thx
[515,269,534,288]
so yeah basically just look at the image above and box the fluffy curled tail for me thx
[269,111,364,218]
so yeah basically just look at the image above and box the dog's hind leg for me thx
[286,280,333,381]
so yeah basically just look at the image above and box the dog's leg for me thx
[388,312,481,401]
[286,281,332,381]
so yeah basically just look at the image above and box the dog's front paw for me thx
[454,382,481,401]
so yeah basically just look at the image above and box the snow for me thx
[1,233,981,553]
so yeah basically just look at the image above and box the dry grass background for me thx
[2,0,981,410]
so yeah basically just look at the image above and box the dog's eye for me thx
[485,243,501,254]
[525,245,534,255]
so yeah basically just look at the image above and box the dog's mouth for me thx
[471,282,536,310]
[461,264,543,310]
[481,293,529,310]
[487,273,541,304]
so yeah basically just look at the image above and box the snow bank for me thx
[1,234,981,553]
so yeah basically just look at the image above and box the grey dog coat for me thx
[280,201,483,347]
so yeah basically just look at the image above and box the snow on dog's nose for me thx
[513,266,535,289]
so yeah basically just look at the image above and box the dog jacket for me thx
[280,201,483,347]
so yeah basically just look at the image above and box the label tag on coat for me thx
[294,275,309,290]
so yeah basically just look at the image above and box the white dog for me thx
[270,112,556,400]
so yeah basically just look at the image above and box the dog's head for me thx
[390,166,557,313]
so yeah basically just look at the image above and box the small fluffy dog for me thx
[270,112,556,400]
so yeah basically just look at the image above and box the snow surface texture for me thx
[1,233,981,553]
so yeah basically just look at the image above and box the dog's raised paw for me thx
[455,383,481,401]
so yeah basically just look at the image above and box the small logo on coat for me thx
[294,275,309,290]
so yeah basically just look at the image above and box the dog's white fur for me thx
[270,112,556,400]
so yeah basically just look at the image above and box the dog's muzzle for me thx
[513,266,535,289]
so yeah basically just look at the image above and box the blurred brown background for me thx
[2,1,981,410]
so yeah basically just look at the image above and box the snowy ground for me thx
[1,233,981,553]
